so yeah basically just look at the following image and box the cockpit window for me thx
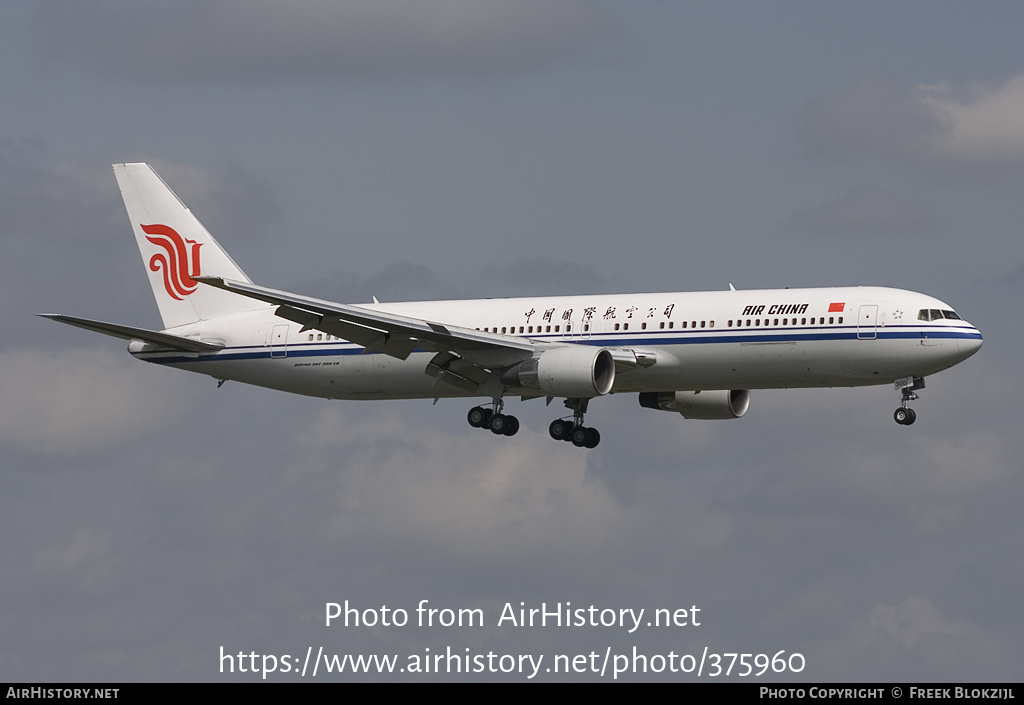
[918,308,962,321]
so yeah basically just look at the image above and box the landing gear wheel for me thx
[894,407,917,425]
[502,415,520,436]
[467,406,487,428]
[489,413,508,435]
[583,427,600,448]
[571,426,588,447]
[549,419,572,441]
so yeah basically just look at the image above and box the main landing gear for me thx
[466,397,601,448]
[894,376,925,426]
[467,399,519,437]
[548,398,600,449]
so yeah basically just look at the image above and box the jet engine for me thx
[638,389,750,420]
[501,347,615,397]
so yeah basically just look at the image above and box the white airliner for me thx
[42,163,983,448]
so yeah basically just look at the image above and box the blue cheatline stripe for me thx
[136,325,981,366]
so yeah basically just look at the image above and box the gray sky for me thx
[2,1,1022,682]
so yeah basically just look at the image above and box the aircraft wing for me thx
[38,314,225,352]
[195,277,537,363]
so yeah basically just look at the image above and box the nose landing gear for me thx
[893,376,925,426]
[894,407,917,425]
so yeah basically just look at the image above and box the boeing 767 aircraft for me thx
[42,163,983,448]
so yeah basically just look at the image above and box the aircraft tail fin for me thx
[113,162,269,330]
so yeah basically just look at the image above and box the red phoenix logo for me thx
[142,224,203,300]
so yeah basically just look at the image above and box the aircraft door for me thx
[269,324,289,357]
[857,305,878,340]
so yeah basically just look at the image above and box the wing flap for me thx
[275,305,420,360]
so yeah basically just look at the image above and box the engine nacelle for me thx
[501,347,616,397]
[638,389,750,420]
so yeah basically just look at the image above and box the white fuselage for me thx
[131,285,983,401]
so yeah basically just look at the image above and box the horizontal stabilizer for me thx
[38,314,225,352]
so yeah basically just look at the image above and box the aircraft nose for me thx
[958,327,983,358]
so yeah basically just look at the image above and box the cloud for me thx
[0,140,119,242]
[789,186,943,236]
[801,74,1024,177]
[294,260,464,304]
[0,150,283,343]
[33,0,619,83]
[32,529,115,591]
[867,596,965,647]
[295,406,626,560]
[0,348,188,454]
[0,147,281,253]
[141,158,285,249]
[480,257,611,297]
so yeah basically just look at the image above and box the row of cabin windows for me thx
[474,321,701,335]
[306,316,848,342]
[728,316,842,327]
[474,316,847,336]
[479,324,567,334]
